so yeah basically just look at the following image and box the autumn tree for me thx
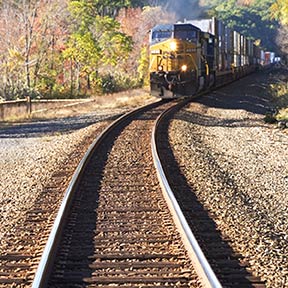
[117,5,176,86]
[0,0,41,99]
[0,0,69,99]
[30,0,69,97]
[0,3,23,99]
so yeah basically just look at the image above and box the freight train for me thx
[149,17,275,98]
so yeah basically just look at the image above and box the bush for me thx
[270,81,288,107]
[269,75,288,124]
[264,112,277,124]
[98,72,141,94]
[276,108,288,122]
[100,74,117,93]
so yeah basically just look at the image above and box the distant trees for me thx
[0,0,69,99]
[0,0,178,100]
[270,0,288,61]
[0,0,286,100]
[204,0,279,52]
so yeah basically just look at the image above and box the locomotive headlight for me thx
[181,65,188,72]
[158,65,164,71]
[170,41,177,51]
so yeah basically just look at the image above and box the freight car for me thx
[149,17,268,98]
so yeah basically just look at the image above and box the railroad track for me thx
[0,122,114,288]
[30,100,222,287]
[1,96,268,288]
[155,102,267,288]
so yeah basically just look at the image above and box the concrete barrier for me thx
[0,99,29,121]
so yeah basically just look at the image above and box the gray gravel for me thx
[168,70,288,287]
[0,110,123,253]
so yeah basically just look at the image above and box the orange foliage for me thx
[236,0,254,6]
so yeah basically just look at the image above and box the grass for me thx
[99,89,153,109]
[276,108,288,121]
[0,114,32,125]
[0,89,154,124]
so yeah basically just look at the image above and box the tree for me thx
[0,3,24,99]
[31,0,69,96]
[63,1,133,95]
[271,0,288,25]
[117,6,176,85]
[0,0,40,99]
[68,0,132,18]
[204,0,279,52]
[270,0,288,60]
[0,0,69,99]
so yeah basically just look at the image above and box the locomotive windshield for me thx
[174,24,198,41]
[150,23,199,44]
[151,30,173,42]
[174,29,197,40]
[150,24,173,44]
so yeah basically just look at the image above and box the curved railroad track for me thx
[155,102,267,288]
[1,95,269,288]
[0,120,115,288]
[30,99,223,288]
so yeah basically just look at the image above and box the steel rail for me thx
[151,100,223,288]
[32,100,161,288]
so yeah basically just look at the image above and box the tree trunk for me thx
[23,0,38,96]
[70,59,74,96]
[87,74,91,90]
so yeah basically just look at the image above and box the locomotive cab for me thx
[149,23,203,98]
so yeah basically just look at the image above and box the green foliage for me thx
[63,1,133,96]
[69,0,132,18]
[266,73,288,124]
[130,0,148,7]
[94,15,133,66]
[64,32,101,75]
[269,0,288,60]
[137,46,149,86]
[270,0,288,25]
[204,0,279,51]
[99,72,140,93]
[270,79,288,108]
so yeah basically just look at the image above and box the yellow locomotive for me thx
[149,23,216,98]
[149,18,269,98]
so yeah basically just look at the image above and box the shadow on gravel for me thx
[157,113,260,287]
[0,113,122,139]
[175,109,267,128]
[195,71,274,116]
[172,73,275,129]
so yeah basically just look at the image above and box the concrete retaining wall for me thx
[0,100,29,121]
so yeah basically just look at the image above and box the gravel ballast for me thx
[168,70,288,287]
[0,90,153,286]
[0,111,123,254]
